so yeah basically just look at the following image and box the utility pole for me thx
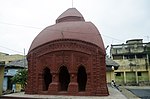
[23,48,26,69]
[145,36,150,42]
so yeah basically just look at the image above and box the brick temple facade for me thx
[25,8,109,96]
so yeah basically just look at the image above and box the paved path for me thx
[119,86,140,99]
[125,86,150,99]
[2,86,127,99]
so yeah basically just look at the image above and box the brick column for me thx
[37,72,44,92]
[86,73,91,92]
[68,52,78,93]
[97,53,109,96]
[25,53,37,94]
[48,73,59,94]
[68,73,78,93]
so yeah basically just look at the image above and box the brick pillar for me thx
[99,54,109,96]
[68,73,78,93]
[95,53,102,95]
[48,73,59,94]
[68,52,78,94]
[86,73,91,92]
[37,72,44,92]
[25,54,37,94]
[92,51,108,96]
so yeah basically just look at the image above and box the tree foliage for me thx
[11,69,27,90]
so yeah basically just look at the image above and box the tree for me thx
[11,69,27,90]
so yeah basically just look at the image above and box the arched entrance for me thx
[59,66,70,91]
[43,67,52,91]
[77,66,87,91]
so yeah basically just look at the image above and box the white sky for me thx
[0,0,150,55]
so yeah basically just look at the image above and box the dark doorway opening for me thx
[43,67,52,91]
[59,66,70,91]
[77,66,87,91]
[7,76,13,90]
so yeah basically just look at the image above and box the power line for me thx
[0,21,42,29]
[101,34,124,42]
[0,21,148,43]
[46,29,124,42]
[0,45,23,54]
[0,21,129,42]
[0,21,128,52]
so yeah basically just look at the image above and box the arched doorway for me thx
[43,67,52,91]
[59,66,70,91]
[77,66,87,91]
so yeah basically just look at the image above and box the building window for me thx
[116,72,121,76]
[4,69,8,75]
[0,61,5,65]
[136,54,146,59]
[124,55,129,59]
[113,55,123,60]
[128,55,135,59]
[136,54,143,58]
[137,72,142,76]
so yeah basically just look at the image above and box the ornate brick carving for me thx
[26,8,108,96]
[26,39,108,96]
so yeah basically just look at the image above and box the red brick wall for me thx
[25,39,109,96]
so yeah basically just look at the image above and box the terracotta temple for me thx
[25,8,109,96]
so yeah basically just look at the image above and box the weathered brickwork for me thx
[25,8,109,96]
[26,40,108,96]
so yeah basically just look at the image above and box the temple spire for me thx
[56,8,85,23]
[72,0,74,8]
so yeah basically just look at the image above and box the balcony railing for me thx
[117,65,148,71]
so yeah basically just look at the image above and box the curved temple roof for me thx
[56,8,85,23]
[29,8,105,52]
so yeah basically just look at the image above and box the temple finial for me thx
[72,0,74,8]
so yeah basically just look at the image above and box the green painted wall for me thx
[115,72,124,84]
[138,71,149,82]
[126,72,136,83]
[0,66,4,95]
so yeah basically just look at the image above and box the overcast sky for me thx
[0,0,150,55]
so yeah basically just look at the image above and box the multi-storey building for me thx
[0,61,5,95]
[106,56,119,83]
[110,39,150,85]
[0,52,24,64]
[3,58,27,92]
[0,52,24,93]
